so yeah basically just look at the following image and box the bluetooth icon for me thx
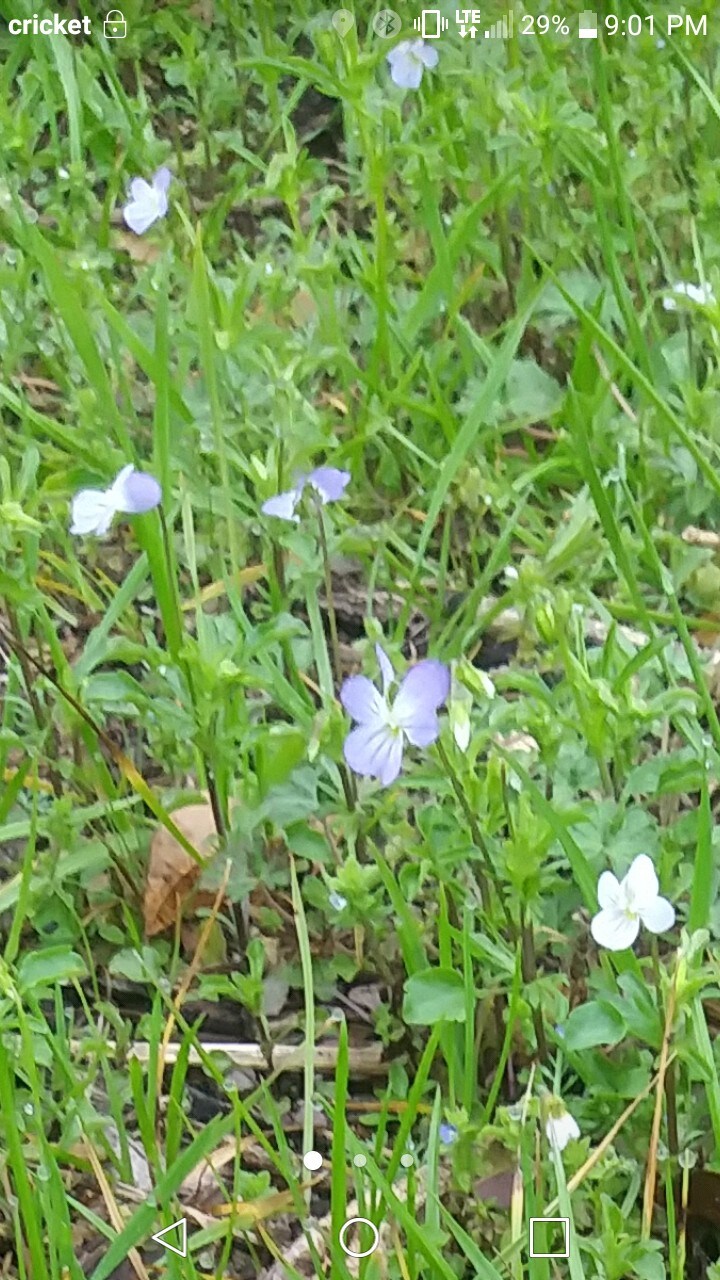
[372,9,402,37]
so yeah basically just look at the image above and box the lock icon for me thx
[104,10,126,37]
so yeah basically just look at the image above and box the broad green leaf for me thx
[18,947,87,993]
[563,1000,626,1052]
[403,967,466,1025]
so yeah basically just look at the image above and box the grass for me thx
[2,1,720,1277]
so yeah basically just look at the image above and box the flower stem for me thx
[520,905,548,1063]
[315,498,356,813]
[5,606,62,798]
[266,537,310,705]
[435,738,510,924]
[315,501,342,688]
[159,507,249,955]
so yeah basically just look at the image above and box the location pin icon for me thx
[332,9,355,37]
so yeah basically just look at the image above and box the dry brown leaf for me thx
[214,1187,296,1224]
[179,1135,255,1207]
[112,230,162,264]
[290,288,318,327]
[682,525,720,548]
[143,803,218,937]
[189,0,214,23]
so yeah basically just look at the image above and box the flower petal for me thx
[387,40,408,64]
[393,660,450,730]
[597,870,621,910]
[393,59,423,90]
[668,281,714,306]
[128,177,153,203]
[107,463,135,495]
[590,907,639,952]
[375,644,395,697]
[623,854,659,912]
[387,42,424,89]
[546,1112,580,1151]
[344,722,404,785]
[307,467,351,503]
[340,675,386,725]
[261,490,301,521]
[639,896,675,935]
[419,42,439,68]
[123,194,162,235]
[403,714,441,748]
[153,166,173,193]
[69,488,117,536]
[115,470,162,515]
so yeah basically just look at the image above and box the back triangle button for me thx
[151,1218,187,1258]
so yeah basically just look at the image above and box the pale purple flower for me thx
[261,467,350,522]
[122,166,172,235]
[70,464,161,536]
[439,1122,458,1145]
[590,854,675,952]
[387,39,438,89]
[340,644,450,786]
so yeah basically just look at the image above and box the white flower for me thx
[545,1103,580,1152]
[122,166,172,235]
[386,39,438,90]
[590,854,675,952]
[663,281,715,311]
[70,464,161,537]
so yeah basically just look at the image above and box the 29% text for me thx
[520,14,570,35]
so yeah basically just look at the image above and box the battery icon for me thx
[578,10,598,37]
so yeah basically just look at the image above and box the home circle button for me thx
[338,1217,380,1258]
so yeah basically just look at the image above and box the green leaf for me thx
[256,727,307,797]
[689,778,713,932]
[505,358,563,419]
[22,222,130,453]
[83,671,146,708]
[403,968,466,1025]
[563,1000,626,1052]
[107,947,166,985]
[17,947,87,993]
[408,284,544,593]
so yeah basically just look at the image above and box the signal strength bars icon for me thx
[484,10,513,37]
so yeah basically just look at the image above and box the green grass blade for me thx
[689,778,712,932]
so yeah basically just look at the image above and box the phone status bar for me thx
[334,9,710,41]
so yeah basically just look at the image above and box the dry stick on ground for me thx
[71,1039,388,1074]
[84,1140,150,1280]
[592,344,639,424]
[538,1060,672,1225]
[157,859,232,1096]
[257,1163,451,1280]
[642,960,680,1238]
